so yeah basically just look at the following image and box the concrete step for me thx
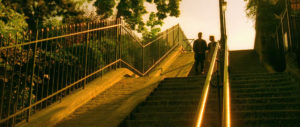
[230,72,287,77]
[141,99,219,108]
[150,89,203,95]
[230,81,295,88]
[232,110,300,119]
[231,96,300,104]
[141,99,201,106]
[230,73,288,78]
[230,83,296,90]
[146,94,202,100]
[155,85,203,91]
[230,76,290,81]
[130,112,196,121]
[158,82,204,88]
[164,75,206,81]
[231,118,300,127]
[160,81,205,85]
[232,103,300,111]
[231,85,297,93]
[230,78,291,84]
[129,111,218,120]
[149,91,219,98]
[145,96,202,102]
[135,105,198,113]
[231,91,300,98]
[121,120,193,127]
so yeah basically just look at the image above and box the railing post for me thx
[119,18,122,68]
[173,26,175,46]
[178,24,180,45]
[84,23,90,89]
[142,47,145,73]
[27,30,39,122]
[115,19,118,69]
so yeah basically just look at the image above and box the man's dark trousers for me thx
[195,53,205,73]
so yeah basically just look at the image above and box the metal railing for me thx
[194,43,220,127]
[222,42,231,127]
[0,19,191,126]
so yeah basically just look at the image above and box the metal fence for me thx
[0,19,191,126]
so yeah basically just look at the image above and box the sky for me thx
[146,0,256,51]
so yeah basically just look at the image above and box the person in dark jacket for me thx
[193,32,207,74]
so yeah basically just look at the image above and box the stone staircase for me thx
[119,76,221,127]
[230,72,300,127]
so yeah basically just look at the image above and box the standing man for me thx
[193,32,207,74]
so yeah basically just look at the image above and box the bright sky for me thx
[146,0,255,50]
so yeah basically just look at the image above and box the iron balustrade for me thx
[0,19,191,126]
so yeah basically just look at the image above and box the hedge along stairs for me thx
[229,50,300,127]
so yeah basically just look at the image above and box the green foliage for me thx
[244,0,259,19]
[42,17,63,28]
[0,2,27,38]
[94,0,182,37]
[94,0,116,19]
[2,0,92,31]
[142,12,163,41]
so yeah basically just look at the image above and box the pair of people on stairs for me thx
[193,32,217,74]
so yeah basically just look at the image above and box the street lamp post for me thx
[219,0,227,48]
[218,0,227,126]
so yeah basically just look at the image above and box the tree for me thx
[244,0,287,71]
[0,0,27,38]
[142,12,163,41]
[94,0,182,33]
[2,0,93,31]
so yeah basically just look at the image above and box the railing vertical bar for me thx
[93,22,98,79]
[70,25,75,90]
[95,21,100,78]
[84,23,89,89]
[7,33,16,126]
[49,27,56,103]
[116,19,119,69]
[0,35,4,121]
[118,19,122,68]
[100,21,104,78]
[77,24,83,87]
[63,25,69,97]
[34,29,42,112]
[59,26,66,100]
[3,35,9,126]
[45,28,51,108]
[91,22,96,79]
[53,27,59,99]
[15,32,23,124]
[40,29,46,108]
[68,25,74,92]
[12,33,20,126]
[27,29,39,122]
[22,31,31,120]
